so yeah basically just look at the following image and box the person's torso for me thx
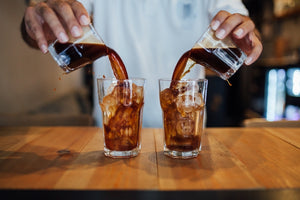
[84,0,248,127]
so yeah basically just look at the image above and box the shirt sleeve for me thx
[78,0,94,15]
[207,0,249,20]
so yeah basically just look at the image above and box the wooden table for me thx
[0,127,299,199]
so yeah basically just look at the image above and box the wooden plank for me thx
[0,127,158,189]
[54,128,158,190]
[0,127,47,161]
[53,128,104,189]
[154,129,262,190]
[209,128,300,189]
[265,128,300,148]
[0,127,299,190]
[0,127,96,189]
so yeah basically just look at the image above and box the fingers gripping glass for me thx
[48,24,105,73]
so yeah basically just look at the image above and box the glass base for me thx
[104,147,140,158]
[164,148,200,159]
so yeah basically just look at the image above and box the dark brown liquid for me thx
[162,48,244,153]
[104,103,143,151]
[172,48,241,80]
[166,135,201,151]
[101,83,144,151]
[54,42,140,152]
[160,87,204,152]
[53,43,128,80]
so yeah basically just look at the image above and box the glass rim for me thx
[158,78,208,83]
[97,77,146,82]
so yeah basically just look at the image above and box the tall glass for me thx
[159,79,208,159]
[97,78,145,158]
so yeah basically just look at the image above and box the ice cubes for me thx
[176,118,194,135]
[160,88,175,110]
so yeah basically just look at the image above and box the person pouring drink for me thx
[21,0,263,127]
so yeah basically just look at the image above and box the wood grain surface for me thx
[0,127,299,190]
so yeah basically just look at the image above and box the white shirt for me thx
[80,0,248,127]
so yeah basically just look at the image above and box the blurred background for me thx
[0,0,300,127]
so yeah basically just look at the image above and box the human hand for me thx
[210,10,263,65]
[23,0,90,53]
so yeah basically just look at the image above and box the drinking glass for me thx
[97,78,145,158]
[159,79,208,159]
